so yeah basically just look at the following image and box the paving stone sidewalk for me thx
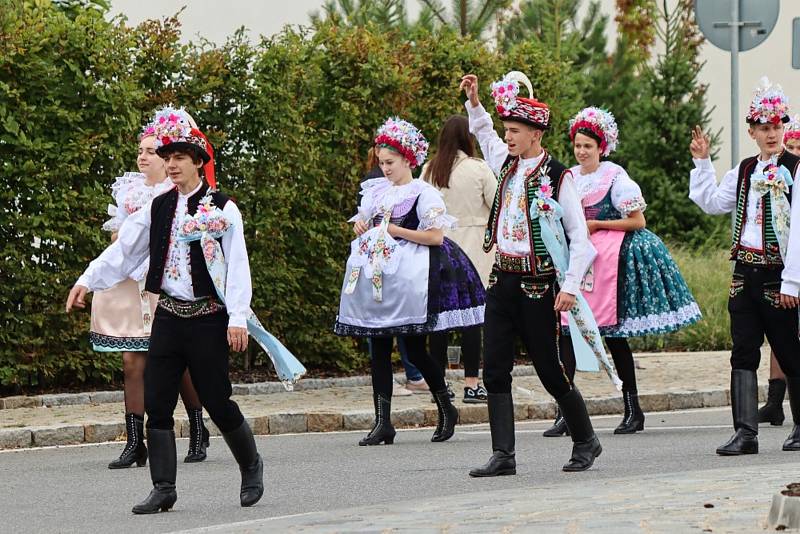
[0,350,770,450]
[175,462,800,533]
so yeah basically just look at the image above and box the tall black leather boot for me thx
[614,390,645,434]
[131,429,177,514]
[359,393,396,446]
[431,388,459,442]
[184,408,210,463]
[222,421,264,507]
[542,407,569,437]
[782,377,800,451]
[559,388,602,472]
[717,369,758,455]
[109,413,147,469]
[469,393,516,477]
[759,378,786,426]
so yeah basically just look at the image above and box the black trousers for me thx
[729,262,800,377]
[370,335,446,398]
[483,271,572,399]
[428,326,482,378]
[559,336,638,392]
[144,308,245,433]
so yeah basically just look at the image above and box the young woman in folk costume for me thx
[543,107,701,438]
[334,118,486,446]
[758,114,800,426]
[90,121,210,468]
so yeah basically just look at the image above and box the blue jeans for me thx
[397,337,423,382]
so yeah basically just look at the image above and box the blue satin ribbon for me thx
[177,194,307,390]
[531,197,622,389]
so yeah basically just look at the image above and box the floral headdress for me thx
[569,107,619,157]
[490,71,550,130]
[139,121,157,140]
[784,114,800,144]
[374,117,429,169]
[151,106,216,189]
[747,77,790,125]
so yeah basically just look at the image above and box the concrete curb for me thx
[0,386,759,450]
[0,366,545,410]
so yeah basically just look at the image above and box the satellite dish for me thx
[695,0,779,52]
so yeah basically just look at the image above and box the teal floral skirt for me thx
[601,229,702,337]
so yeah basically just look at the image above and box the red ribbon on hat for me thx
[192,128,216,189]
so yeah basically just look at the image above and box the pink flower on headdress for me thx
[568,107,619,157]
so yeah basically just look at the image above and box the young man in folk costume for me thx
[67,107,288,513]
[690,78,800,455]
[460,72,603,476]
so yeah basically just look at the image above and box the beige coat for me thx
[423,150,498,287]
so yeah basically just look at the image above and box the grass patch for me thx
[628,244,731,352]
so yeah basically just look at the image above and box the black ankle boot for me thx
[614,390,645,434]
[109,413,147,469]
[559,388,602,472]
[717,369,758,455]
[131,429,177,514]
[359,393,396,446]
[542,407,569,437]
[470,393,516,477]
[759,378,786,426]
[431,388,459,442]
[223,421,264,507]
[184,408,210,463]
[782,377,800,451]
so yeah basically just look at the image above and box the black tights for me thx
[560,335,638,393]
[370,335,446,398]
[428,326,482,377]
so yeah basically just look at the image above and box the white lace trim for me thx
[419,207,457,231]
[432,305,485,331]
[613,302,702,337]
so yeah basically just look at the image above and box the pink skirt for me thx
[89,278,158,352]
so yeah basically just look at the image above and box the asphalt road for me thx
[3,406,799,533]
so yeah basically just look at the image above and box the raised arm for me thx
[688,126,737,214]
[460,74,509,175]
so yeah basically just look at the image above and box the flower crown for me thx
[785,114,800,143]
[491,75,521,116]
[374,117,429,169]
[139,121,157,140]
[569,107,619,157]
[747,77,789,125]
[151,106,208,152]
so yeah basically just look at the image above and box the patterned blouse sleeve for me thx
[417,186,457,231]
[610,167,647,216]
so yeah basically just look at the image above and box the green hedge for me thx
[0,2,728,392]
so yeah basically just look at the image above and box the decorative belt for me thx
[157,295,225,318]
[494,252,532,273]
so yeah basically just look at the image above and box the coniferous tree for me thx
[615,0,723,244]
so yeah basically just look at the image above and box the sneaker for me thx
[431,382,457,403]
[393,381,413,396]
[405,379,429,393]
[463,384,488,404]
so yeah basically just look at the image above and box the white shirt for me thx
[689,157,800,297]
[465,101,596,295]
[77,182,252,328]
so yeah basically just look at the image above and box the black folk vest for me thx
[145,186,229,298]
[731,150,800,267]
[483,150,569,278]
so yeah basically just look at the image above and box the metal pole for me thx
[731,0,740,167]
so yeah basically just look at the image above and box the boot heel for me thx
[383,436,395,445]
[136,457,147,467]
